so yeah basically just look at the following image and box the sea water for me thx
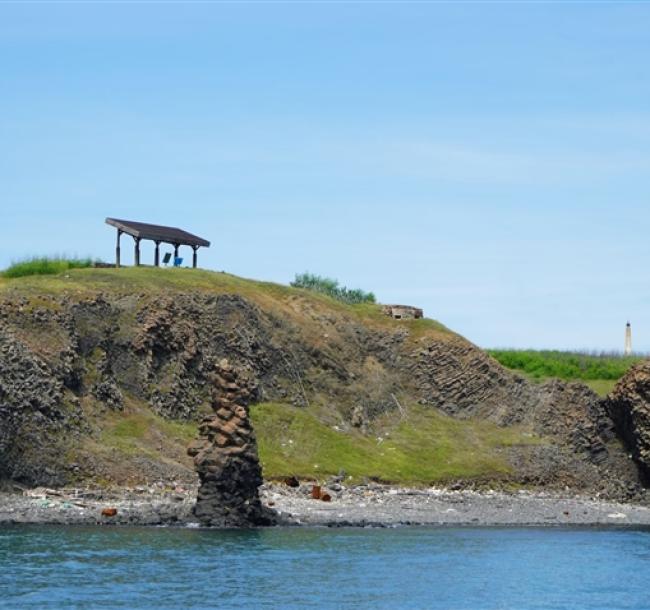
[1,525,649,609]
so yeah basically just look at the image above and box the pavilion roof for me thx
[105,218,210,248]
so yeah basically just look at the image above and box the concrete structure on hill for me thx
[382,304,424,320]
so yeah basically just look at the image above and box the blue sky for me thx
[1,2,649,351]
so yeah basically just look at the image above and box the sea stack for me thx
[188,359,276,527]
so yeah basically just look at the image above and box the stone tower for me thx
[625,322,632,356]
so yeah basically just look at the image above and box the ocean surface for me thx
[1,525,649,609]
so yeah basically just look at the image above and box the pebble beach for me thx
[2,482,650,528]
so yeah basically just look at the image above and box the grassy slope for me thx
[487,349,642,396]
[1,267,539,485]
[252,403,541,484]
[89,398,542,486]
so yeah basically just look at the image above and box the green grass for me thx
[0,266,453,341]
[517,371,619,397]
[96,399,541,486]
[583,379,618,396]
[291,272,376,304]
[0,266,295,302]
[100,408,197,457]
[251,402,541,484]
[488,349,643,396]
[2,257,96,278]
[488,349,642,381]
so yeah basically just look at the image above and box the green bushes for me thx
[291,272,376,304]
[2,257,96,278]
[488,349,643,381]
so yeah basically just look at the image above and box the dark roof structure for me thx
[105,217,211,268]
[105,218,210,248]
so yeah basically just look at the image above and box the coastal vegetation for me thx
[2,256,96,278]
[251,402,540,484]
[488,349,643,395]
[87,396,541,487]
[291,272,376,304]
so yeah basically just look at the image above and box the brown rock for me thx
[216,407,233,420]
[188,359,276,527]
[187,440,207,457]
[215,433,231,447]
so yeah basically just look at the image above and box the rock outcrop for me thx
[188,359,276,527]
[605,360,650,482]
[530,380,613,463]
[0,328,84,485]
[408,337,540,422]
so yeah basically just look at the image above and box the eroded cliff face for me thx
[605,361,650,483]
[0,327,85,485]
[0,281,644,500]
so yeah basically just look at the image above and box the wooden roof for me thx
[106,218,210,248]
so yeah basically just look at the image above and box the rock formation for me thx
[0,281,646,500]
[187,359,276,527]
[0,328,83,485]
[605,360,650,482]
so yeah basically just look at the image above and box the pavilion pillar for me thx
[134,237,141,267]
[154,241,161,267]
[116,229,122,268]
[174,244,179,262]
[192,246,198,268]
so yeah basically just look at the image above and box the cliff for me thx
[0,267,644,501]
[605,361,650,484]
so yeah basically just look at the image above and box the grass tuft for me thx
[291,272,376,304]
[2,257,96,278]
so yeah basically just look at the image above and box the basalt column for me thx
[188,359,276,527]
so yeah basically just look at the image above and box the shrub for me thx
[2,257,96,279]
[291,272,376,304]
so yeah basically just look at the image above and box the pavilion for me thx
[105,218,211,268]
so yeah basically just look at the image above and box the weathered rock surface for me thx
[605,360,650,482]
[0,328,84,485]
[408,337,540,422]
[188,359,276,527]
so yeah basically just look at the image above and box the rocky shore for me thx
[2,482,650,527]
[262,482,650,527]
[0,484,196,526]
